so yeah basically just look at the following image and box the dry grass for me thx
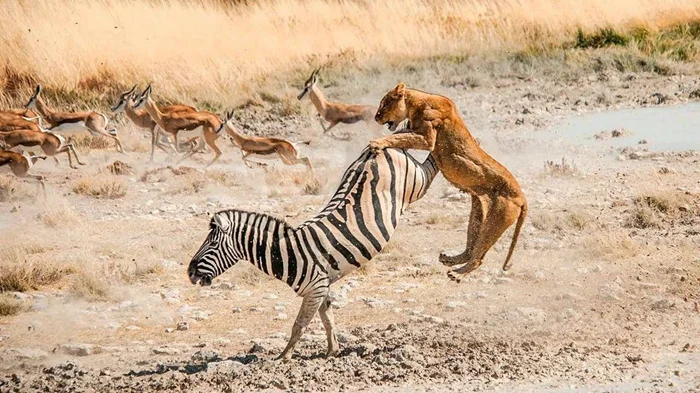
[67,134,113,151]
[582,231,640,260]
[36,204,79,228]
[0,256,68,293]
[1,0,700,109]
[625,191,694,229]
[70,272,110,301]
[105,160,134,175]
[0,175,34,202]
[543,158,580,177]
[73,175,127,199]
[0,294,27,316]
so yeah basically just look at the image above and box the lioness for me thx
[369,83,527,281]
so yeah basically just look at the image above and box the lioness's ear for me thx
[394,82,406,97]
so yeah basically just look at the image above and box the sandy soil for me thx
[1,69,699,393]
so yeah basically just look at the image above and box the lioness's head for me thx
[374,83,407,132]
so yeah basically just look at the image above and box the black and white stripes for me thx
[187,147,438,358]
[189,147,437,292]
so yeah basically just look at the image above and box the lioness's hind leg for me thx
[448,195,520,282]
[440,194,485,267]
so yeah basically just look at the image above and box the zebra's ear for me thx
[212,213,232,232]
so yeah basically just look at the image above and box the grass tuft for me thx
[73,176,127,199]
[0,294,27,316]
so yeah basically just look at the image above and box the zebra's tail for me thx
[502,200,527,271]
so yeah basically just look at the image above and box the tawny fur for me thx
[297,69,377,139]
[0,129,85,169]
[370,83,528,282]
[25,85,124,153]
[0,113,44,133]
[219,111,313,172]
[0,150,47,194]
[133,85,223,167]
[112,85,198,161]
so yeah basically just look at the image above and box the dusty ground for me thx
[1,68,700,393]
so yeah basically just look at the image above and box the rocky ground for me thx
[1,67,700,392]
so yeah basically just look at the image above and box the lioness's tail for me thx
[502,200,528,271]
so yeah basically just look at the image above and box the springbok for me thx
[111,85,198,161]
[0,129,85,169]
[0,113,45,133]
[219,111,313,172]
[1,109,44,126]
[132,85,223,166]
[0,150,47,194]
[25,85,124,153]
[297,68,377,138]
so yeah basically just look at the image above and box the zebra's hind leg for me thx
[318,296,339,357]
[277,287,328,360]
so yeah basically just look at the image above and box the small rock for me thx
[217,282,236,290]
[191,311,210,321]
[274,313,288,321]
[207,359,244,373]
[427,316,445,324]
[11,292,30,301]
[152,346,181,355]
[232,307,242,314]
[445,301,467,310]
[273,305,286,312]
[192,350,219,363]
[176,321,189,331]
[249,306,265,313]
[263,293,278,300]
[337,332,359,343]
[165,328,175,333]
[125,325,142,331]
[638,139,648,144]
[12,348,49,360]
[59,344,101,357]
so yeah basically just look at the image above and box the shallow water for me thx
[541,102,700,152]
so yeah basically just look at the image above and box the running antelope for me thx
[132,85,223,166]
[0,150,47,194]
[1,109,43,126]
[297,69,377,138]
[25,85,124,153]
[0,129,85,169]
[219,111,313,172]
[111,85,198,161]
[0,112,45,133]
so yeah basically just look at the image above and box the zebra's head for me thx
[188,212,240,286]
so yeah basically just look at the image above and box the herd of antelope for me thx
[0,69,370,194]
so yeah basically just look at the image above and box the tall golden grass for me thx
[1,0,700,108]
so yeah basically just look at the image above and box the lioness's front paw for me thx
[368,141,385,153]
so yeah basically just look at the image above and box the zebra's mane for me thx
[215,209,294,230]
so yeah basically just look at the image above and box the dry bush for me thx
[0,251,68,292]
[543,158,579,177]
[2,0,699,109]
[70,272,110,301]
[303,178,322,195]
[67,134,112,151]
[419,212,464,227]
[582,231,640,260]
[105,160,134,175]
[36,204,79,228]
[105,260,165,284]
[626,205,662,229]
[566,210,594,230]
[227,263,272,287]
[625,191,694,229]
[73,175,127,199]
[0,175,33,202]
[0,294,27,316]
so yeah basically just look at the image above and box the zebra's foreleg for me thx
[277,287,328,360]
[318,296,339,357]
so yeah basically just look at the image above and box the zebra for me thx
[188,146,439,359]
